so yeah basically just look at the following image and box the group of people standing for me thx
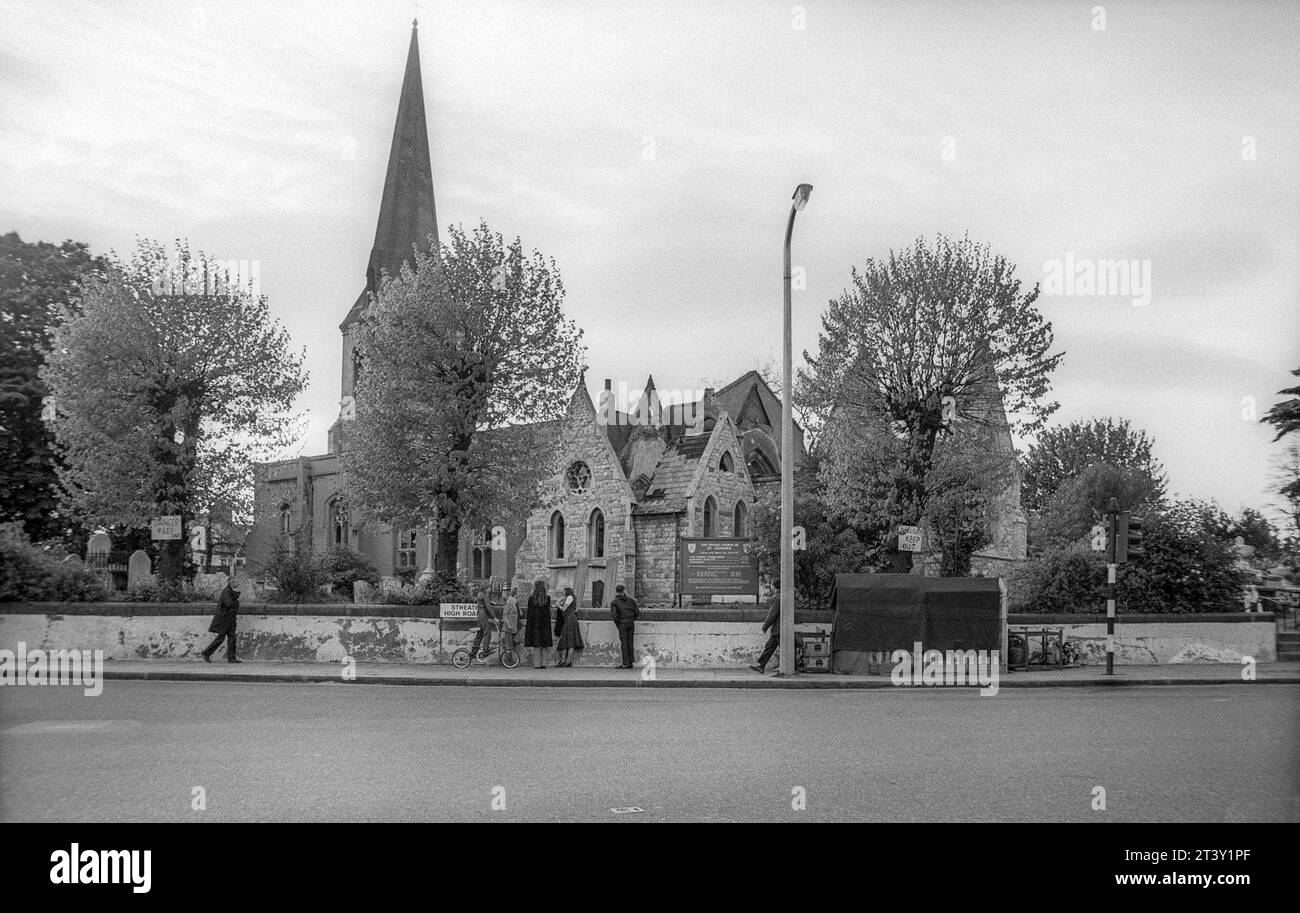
[470,579,640,669]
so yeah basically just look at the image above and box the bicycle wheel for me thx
[501,648,520,669]
[451,647,471,669]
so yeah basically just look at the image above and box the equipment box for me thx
[802,638,830,657]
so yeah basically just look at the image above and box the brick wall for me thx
[633,512,684,604]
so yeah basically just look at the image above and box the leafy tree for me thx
[42,240,307,583]
[1261,366,1300,440]
[1011,498,1245,614]
[262,532,326,603]
[344,222,584,582]
[1031,462,1162,550]
[749,456,883,606]
[322,546,381,598]
[801,234,1060,571]
[0,233,106,541]
[1228,507,1280,560]
[818,417,1014,576]
[1269,443,1300,543]
[0,522,110,602]
[1021,417,1167,513]
[1119,501,1245,612]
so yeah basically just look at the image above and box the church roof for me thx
[633,431,710,514]
[343,22,439,329]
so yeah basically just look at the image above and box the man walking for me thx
[749,588,781,674]
[201,577,242,663]
[609,583,639,669]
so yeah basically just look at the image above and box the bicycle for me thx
[451,621,519,669]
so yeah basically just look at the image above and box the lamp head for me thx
[792,183,813,211]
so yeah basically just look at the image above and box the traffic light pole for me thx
[1106,498,1118,676]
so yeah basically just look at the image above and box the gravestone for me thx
[353,580,376,605]
[379,576,402,597]
[127,550,152,590]
[86,533,112,574]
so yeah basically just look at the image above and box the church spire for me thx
[366,22,438,294]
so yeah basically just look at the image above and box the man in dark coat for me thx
[609,584,639,669]
[749,589,781,673]
[201,578,242,663]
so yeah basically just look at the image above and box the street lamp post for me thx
[779,182,813,676]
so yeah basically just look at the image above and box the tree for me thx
[0,233,106,541]
[1118,500,1245,613]
[1269,443,1300,543]
[749,456,884,605]
[322,546,380,598]
[263,530,326,603]
[344,222,585,581]
[42,240,307,583]
[1031,462,1162,550]
[818,417,1013,575]
[1261,366,1300,440]
[1011,498,1246,614]
[1020,417,1167,513]
[802,234,1060,570]
[1228,507,1280,560]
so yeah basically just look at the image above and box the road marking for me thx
[3,720,141,735]
[610,806,645,814]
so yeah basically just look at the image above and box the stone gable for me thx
[513,385,635,602]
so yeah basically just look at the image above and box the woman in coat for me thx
[555,586,583,667]
[524,579,553,669]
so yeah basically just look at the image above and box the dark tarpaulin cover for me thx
[830,575,1002,673]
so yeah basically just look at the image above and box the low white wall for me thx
[0,614,828,668]
[1010,621,1276,664]
[0,612,1276,667]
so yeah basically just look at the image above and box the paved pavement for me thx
[89,657,1300,688]
[2,681,1296,822]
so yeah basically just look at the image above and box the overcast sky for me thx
[2,0,1296,517]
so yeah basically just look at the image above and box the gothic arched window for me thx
[329,499,349,547]
[733,500,748,538]
[588,508,605,558]
[550,511,566,560]
[398,529,418,568]
[747,450,777,477]
[703,496,717,538]
[719,451,734,473]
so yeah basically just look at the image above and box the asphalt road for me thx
[2,682,1297,822]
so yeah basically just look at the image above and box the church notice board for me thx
[679,538,759,597]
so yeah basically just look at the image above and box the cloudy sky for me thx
[2,0,1296,516]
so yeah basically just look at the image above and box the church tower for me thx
[330,21,439,453]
